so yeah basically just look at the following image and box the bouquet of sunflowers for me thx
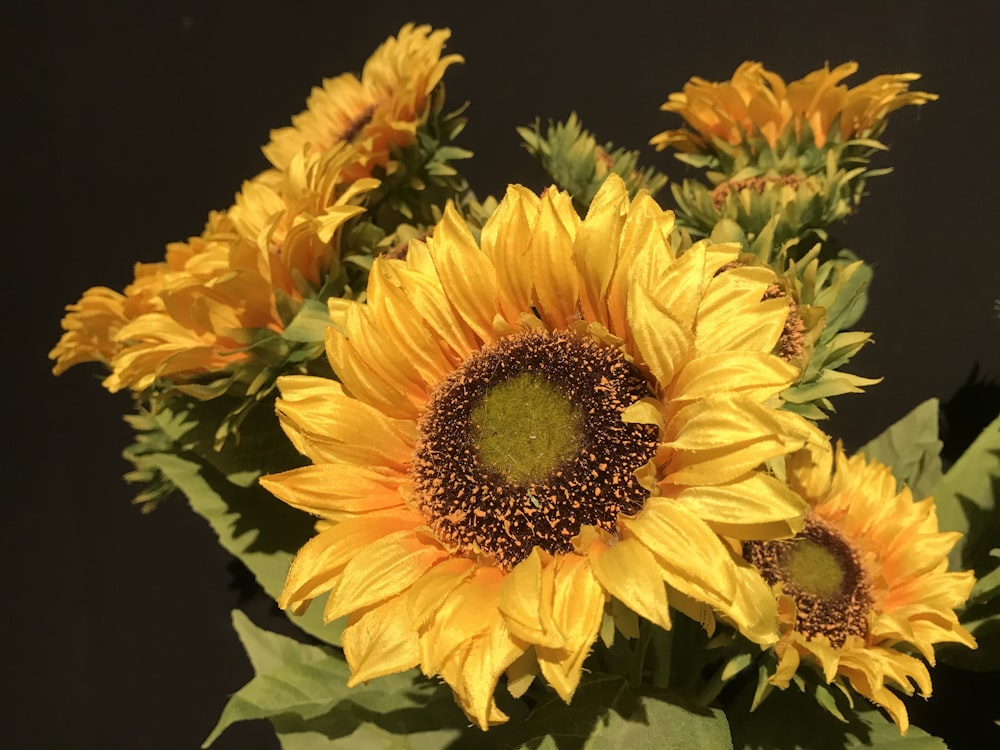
[50,23,999,749]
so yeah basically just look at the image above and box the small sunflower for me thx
[743,443,977,732]
[54,145,376,396]
[48,210,232,387]
[651,61,936,154]
[263,23,463,180]
[261,174,830,728]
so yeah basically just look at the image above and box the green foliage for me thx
[123,393,341,645]
[932,413,1000,574]
[931,414,1000,670]
[727,673,947,749]
[858,398,943,500]
[206,611,513,749]
[518,112,668,214]
[505,675,732,750]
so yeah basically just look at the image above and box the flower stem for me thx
[630,619,654,688]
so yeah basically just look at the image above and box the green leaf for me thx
[859,398,943,500]
[147,451,343,646]
[204,611,352,747]
[282,299,334,344]
[504,675,732,749]
[969,549,1000,605]
[931,412,1000,574]
[728,676,947,749]
[204,611,491,749]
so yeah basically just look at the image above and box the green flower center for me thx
[743,516,872,647]
[413,328,659,568]
[782,540,845,598]
[471,373,584,485]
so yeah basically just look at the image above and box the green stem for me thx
[630,619,654,688]
[697,661,730,707]
[649,625,673,688]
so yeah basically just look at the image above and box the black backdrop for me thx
[6,2,1000,748]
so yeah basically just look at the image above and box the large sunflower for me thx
[261,175,830,728]
[651,61,936,154]
[743,442,976,732]
[263,23,462,180]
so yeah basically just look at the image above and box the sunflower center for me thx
[782,540,845,598]
[743,516,872,647]
[471,373,584,484]
[413,328,659,569]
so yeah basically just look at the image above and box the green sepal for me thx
[518,112,668,214]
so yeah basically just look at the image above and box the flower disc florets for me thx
[744,515,871,648]
[415,328,658,568]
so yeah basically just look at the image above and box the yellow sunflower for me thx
[48,210,231,386]
[651,61,936,153]
[743,442,977,732]
[60,144,375,395]
[263,23,462,180]
[260,174,830,728]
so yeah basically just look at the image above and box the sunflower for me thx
[651,61,936,154]
[262,23,462,180]
[743,442,977,732]
[48,210,232,386]
[260,174,830,728]
[57,144,376,396]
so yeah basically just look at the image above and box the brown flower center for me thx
[413,328,658,568]
[744,516,872,647]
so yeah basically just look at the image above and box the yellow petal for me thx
[661,395,815,485]
[670,351,798,404]
[480,184,539,324]
[529,189,581,328]
[279,509,419,610]
[627,282,695,388]
[343,595,421,685]
[275,375,415,471]
[672,473,809,539]
[619,498,738,605]
[498,548,564,648]
[392,260,480,362]
[535,554,606,702]
[588,536,672,632]
[428,203,498,345]
[444,618,526,729]
[574,176,629,326]
[325,530,447,622]
[259,463,405,520]
[420,566,505,675]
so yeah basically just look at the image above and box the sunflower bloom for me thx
[651,61,936,153]
[743,443,976,732]
[261,174,829,728]
[73,145,376,395]
[263,23,463,180]
[48,211,231,385]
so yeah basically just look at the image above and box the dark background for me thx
[6,1,999,748]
